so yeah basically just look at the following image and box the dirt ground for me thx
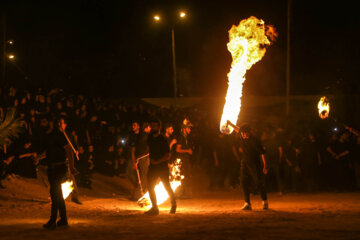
[1,171,360,240]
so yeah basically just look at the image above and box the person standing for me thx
[176,119,194,198]
[145,119,176,216]
[228,121,268,210]
[130,121,150,196]
[42,117,71,229]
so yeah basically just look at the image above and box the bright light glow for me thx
[8,54,15,60]
[179,11,186,18]
[318,96,330,119]
[8,40,14,45]
[61,180,74,199]
[154,15,160,21]
[138,158,184,209]
[220,16,277,134]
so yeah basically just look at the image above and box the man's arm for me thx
[278,146,283,163]
[226,120,240,133]
[176,144,192,155]
[151,153,170,165]
[261,154,268,174]
[213,151,219,167]
[131,147,137,168]
[169,139,177,150]
[336,150,350,159]
[65,144,79,175]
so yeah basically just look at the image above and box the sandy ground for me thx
[1,169,360,240]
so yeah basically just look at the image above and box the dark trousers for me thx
[48,165,67,222]
[241,163,267,204]
[147,165,176,208]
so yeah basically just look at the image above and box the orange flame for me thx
[220,16,277,134]
[138,158,184,209]
[318,96,330,119]
[61,180,74,199]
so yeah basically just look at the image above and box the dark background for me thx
[1,0,359,98]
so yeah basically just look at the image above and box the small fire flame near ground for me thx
[220,16,277,134]
[138,158,184,209]
[61,180,74,200]
[318,96,330,119]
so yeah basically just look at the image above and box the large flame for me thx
[318,96,330,119]
[138,158,184,209]
[61,180,74,199]
[220,16,277,134]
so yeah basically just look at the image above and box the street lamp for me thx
[153,10,187,99]
[154,15,161,22]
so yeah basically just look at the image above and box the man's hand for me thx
[132,162,138,170]
[263,167,268,175]
[188,149,193,155]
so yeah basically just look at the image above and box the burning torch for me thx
[317,96,359,137]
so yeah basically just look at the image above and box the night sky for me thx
[1,0,359,98]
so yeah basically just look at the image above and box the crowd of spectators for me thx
[0,86,359,195]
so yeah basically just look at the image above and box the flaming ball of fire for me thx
[318,96,330,119]
[138,158,184,209]
[61,180,74,199]
[220,16,277,134]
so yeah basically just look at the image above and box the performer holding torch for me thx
[227,120,269,210]
[41,117,76,229]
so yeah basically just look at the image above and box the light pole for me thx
[153,11,187,99]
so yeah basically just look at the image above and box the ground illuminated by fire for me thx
[1,191,360,239]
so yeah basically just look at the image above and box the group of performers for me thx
[40,116,268,229]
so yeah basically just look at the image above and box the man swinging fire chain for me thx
[145,119,177,216]
[228,121,269,210]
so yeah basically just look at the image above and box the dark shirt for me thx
[130,132,149,158]
[212,135,234,161]
[147,133,169,167]
[176,133,192,158]
[46,129,68,165]
[238,135,265,167]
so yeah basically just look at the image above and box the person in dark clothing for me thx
[16,141,38,178]
[326,131,352,191]
[41,117,71,229]
[130,121,150,195]
[176,120,194,198]
[228,121,268,210]
[283,138,301,192]
[261,130,283,194]
[145,119,176,216]
[114,146,128,177]
[211,132,239,190]
[298,133,321,192]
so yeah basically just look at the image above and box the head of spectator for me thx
[108,145,115,152]
[132,121,140,134]
[164,122,174,137]
[181,118,193,136]
[150,119,161,135]
[57,117,68,132]
[79,146,85,154]
[88,145,94,153]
